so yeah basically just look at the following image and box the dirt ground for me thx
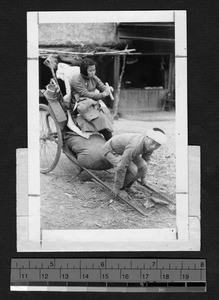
[40,112,176,230]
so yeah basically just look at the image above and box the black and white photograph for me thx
[2,1,219,297]
[17,11,199,252]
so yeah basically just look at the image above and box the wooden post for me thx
[168,53,174,93]
[113,55,120,92]
[113,53,127,118]
[113,55,120,113]
[171,59,175,97]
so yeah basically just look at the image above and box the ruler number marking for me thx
[122,274,129,280]
[21,273,28,279]
[82,273,89,279]
[61,273,69,279]
[162,273,170,280]
[182,274,190,280]
[102,273,109,280]
[49,261,54,268]
[41,273,48,279]
[142,273,149,280]
[151,261,156,269]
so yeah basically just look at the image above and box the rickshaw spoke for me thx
[39,104,62,173]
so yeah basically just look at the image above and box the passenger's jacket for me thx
[70,73,113,132]
[71,74,107,101]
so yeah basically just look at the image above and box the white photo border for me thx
[20,10,199,251]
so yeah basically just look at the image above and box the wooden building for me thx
[116,23,175,113]
[39,22,175,112]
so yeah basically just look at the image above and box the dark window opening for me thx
[121,55,170,89]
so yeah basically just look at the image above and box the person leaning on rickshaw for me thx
[65,58,114,141]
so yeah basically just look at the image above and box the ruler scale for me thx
[10,258,206,292]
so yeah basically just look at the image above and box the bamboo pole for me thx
[113,47,128,118]
[91,179,146,216]
[63,148,146,216]
[137,180,175,205]
[39,48,136,56]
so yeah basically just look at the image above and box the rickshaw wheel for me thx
[39,104,62,174]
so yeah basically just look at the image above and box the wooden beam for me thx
[119,36,175,42]
[39,48,136,56]
[118,22,174,27]
[40,51,174,57]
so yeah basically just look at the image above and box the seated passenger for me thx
[66,58,114,141]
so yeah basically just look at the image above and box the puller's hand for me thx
[141,177,148,186]
[110,186,119,199]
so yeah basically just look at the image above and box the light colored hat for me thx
[146,128,167,145]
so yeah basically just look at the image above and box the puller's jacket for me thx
[102,133,153,190]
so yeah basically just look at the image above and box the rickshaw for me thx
[39,56,174,217]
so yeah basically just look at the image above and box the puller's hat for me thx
[146,128,167,145]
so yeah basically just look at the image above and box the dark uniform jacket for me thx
[102,133,153,189]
